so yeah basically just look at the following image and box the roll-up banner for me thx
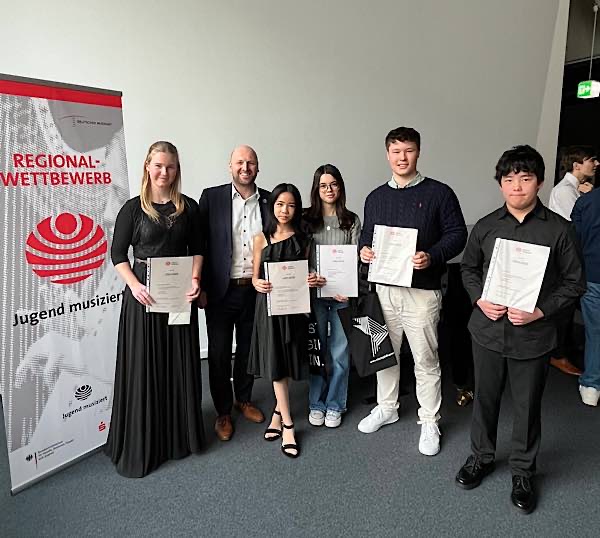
[0,74,129,493]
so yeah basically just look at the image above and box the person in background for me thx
[456,145,585,514]
[571,185,600,406]
[248,183,318,458]
[304,164,361,428]
[105,141,205,477]
[547,145,597,376]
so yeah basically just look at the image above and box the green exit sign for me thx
[577,80,600,98]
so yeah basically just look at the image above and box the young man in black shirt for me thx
[455,145,585,514]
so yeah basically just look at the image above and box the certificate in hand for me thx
[146,256,193,315]
[316,245,358,298]
[265,259,310,316]
[368,225,418,287]
[481,238,550,313]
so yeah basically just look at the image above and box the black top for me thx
[359,178,467,290]
[461,199,586,359]
[111,195,203,265]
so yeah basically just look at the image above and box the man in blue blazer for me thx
[198,145,270,441]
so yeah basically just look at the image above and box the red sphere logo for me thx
[25,213,107,285]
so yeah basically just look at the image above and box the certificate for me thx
[146,256,193,315]
[265,259,310,316]
[481,238,550,313]
[316,245,358,298]
[368,225,418,287]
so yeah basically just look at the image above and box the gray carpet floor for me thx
[1,362,599,537]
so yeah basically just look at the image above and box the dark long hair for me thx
[303,164,356,233]
[264,183,306,238]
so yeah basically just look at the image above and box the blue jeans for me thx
[580,282,600,390]
[309,299,350,413]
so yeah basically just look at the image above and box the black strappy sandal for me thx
[281,423,299,458]
[264,409,282,441]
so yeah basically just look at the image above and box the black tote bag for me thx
[337,291,397,377]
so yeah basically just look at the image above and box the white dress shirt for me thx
[231,184,263,279]
[549,172,580,221]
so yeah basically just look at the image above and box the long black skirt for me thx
[105,268,204,478]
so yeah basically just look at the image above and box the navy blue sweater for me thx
[360,178,467,290]
[572,187,600,283]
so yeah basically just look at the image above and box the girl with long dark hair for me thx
[248,183,318,458]
[304,164,361,428]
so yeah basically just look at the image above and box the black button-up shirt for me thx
[461,200,586,359]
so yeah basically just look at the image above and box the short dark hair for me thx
[561,145,597,173]
[264,183,305,238]
[385,127,421,151]
[494,145,545,184]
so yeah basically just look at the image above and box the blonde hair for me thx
[140,141,184,222]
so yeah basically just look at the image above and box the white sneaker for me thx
[357,406,398,433]
[325,410,342,428]
[418,422,441,456]
[309,409,325,426]
[579,385,600,407]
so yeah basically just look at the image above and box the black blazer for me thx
[198,183,270,304]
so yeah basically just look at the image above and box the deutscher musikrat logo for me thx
[74,384,93,401]
[25,213,107,285]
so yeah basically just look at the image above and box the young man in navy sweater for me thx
[358,127,467,456]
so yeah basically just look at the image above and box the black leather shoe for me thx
[455,455,495,490]
[511,475,536,514]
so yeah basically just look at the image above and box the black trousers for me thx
[471,341,549,477]
[205,284,257,416]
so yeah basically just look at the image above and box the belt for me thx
[230,278,253,287]
[135,258,148,265]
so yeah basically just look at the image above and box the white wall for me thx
[1,0,570,352]
[1,0,568,223]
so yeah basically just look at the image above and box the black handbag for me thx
[337,289,397,377]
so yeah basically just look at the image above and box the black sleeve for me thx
[460,224,484,306]
[185,197,204,256]
[111,200,135,266]
[359,193,374,250]
[537,227,586,317]
[428,187,468,267]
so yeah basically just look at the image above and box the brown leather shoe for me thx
[550,357,582,376]
[215,415,233,441]
[234,401,265,423]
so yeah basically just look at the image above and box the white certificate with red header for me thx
[265,260,310,316]
[481,238,550,313]
[146,256,193,315]
[316,244,358,298]
[368,225,418,287]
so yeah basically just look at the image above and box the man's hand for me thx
[477,298,507,321]
[507,307,544,326]
[578,181,594,194]
[360,246,375,263]
[196,290,208,309]
[412,251,431,270]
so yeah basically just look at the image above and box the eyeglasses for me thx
[319,182,339,191]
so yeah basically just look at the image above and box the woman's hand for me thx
[186,279,201,302]
[307,272,323,288]
[129,281,155,306]
[253,278,272,294]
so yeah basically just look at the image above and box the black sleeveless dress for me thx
[247,234,309,381]
[105,196,205,478]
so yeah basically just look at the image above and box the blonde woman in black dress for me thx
[105,141,205,477]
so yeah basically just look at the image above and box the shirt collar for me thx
[388,171,424,189]
[231,183,259,200]
[499,198,547,222]
[563,172,580,189]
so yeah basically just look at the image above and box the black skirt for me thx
[105,262,205,477]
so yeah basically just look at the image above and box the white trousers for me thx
[375,285,442,423]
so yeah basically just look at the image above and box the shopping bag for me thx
[337,291,397,377]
